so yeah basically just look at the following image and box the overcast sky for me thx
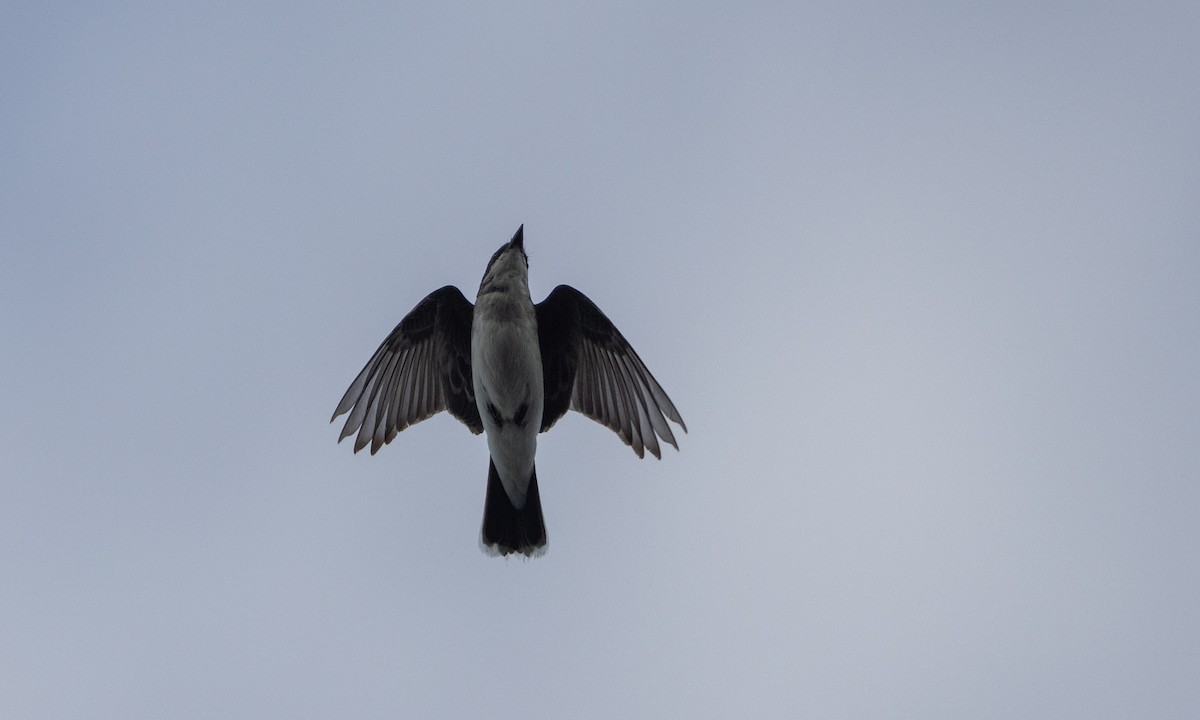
[3,3,1198,718]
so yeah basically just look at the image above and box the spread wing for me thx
[331,285,481,454]
[536,284,686,459]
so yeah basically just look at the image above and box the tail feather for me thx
[480,460,547,557]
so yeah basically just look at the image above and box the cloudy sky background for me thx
[3,3,1198,718]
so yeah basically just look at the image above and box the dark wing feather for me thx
[331,285,481,454]
[536,285,686,458]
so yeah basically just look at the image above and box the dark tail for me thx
[480,460,547,557]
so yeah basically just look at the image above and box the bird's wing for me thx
[331,285,481,454]
[536,284,686,459]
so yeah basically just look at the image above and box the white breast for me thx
[471,292,545,507]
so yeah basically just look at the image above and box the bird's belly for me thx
[472,321,544,506]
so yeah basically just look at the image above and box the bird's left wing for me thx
[536,284,686,459]
[331,285,481,454]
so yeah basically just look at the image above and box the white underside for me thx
[472,300,544,507]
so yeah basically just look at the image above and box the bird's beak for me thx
[510,224,524,251]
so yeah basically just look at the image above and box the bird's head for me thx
[480,224,529,289]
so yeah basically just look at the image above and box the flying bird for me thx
[331,225,686,556]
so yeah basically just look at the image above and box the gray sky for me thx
[3,3,1198,718]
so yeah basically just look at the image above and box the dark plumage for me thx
[332,226,685,556]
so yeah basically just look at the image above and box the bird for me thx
[331,225,686,557]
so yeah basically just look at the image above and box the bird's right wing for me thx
[331,285,482,454]
[536,284,686,459]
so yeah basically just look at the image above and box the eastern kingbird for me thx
[331,225,686,556]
